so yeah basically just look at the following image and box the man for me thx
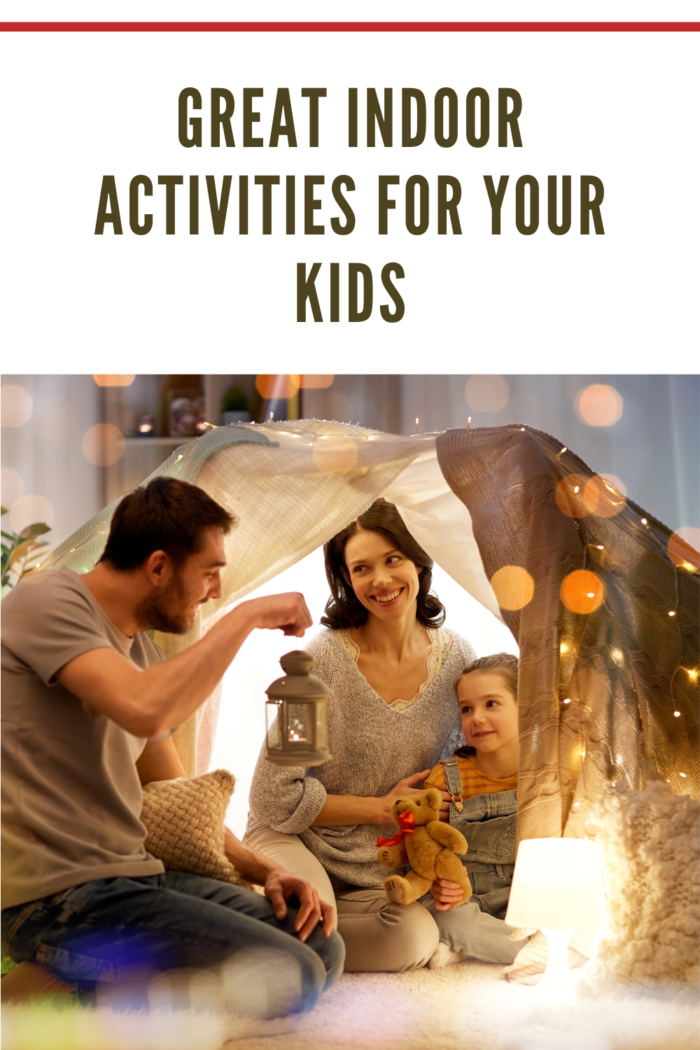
[1,478,344,1017]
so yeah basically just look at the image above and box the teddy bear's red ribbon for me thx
[376,810,416,848]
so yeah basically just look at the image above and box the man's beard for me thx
[134,573,196,635]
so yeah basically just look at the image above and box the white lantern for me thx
[265,650,331,767]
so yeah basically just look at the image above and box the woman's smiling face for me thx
[342,528,421,622]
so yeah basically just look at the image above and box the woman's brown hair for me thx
[454,652,519,757]
[320,499,446,630]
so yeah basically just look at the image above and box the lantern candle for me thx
[265,650,331,767]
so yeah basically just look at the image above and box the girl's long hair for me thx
[320,499,446,630]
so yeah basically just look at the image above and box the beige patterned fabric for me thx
[338,626,453,711]
[141,769,247,887]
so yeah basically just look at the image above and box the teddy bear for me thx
[376,788,472,907]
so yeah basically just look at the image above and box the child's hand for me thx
[431,878,464,910]
[437,789,452,822]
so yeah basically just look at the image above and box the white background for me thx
[1,12,698,372]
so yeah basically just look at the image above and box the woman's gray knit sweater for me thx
[247,628,475,888]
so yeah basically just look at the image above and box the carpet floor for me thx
[3,962,698,1050]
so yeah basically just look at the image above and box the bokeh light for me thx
[560,570,606,614]
[256,375,300,399]
[312,434,358,475]
[1,384,33,428]
[1,466,24,508]
[299,375,334,389]
[34,395,76,441]
[82,424,126,466]
[575,384,623,427]
[490,565,535,611]
[92,375,135,387]
[555,474,591,518]
[10,494,55,534]
[668,526,700,571]
[464,375,509,413]
[583,474,628,518]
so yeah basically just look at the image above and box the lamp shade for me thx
[505,838,606,930]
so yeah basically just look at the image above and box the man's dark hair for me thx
[320,498,446,630]
[100,477,236,571]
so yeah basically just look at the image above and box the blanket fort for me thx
[39,420,699,841]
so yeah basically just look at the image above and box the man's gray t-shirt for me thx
[1,567,165,909]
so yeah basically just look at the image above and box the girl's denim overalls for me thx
[442,756,518,920]
[422,757,526,964]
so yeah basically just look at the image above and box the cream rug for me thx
[3,962,698,1050]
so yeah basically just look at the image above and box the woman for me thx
[245,500,476,972]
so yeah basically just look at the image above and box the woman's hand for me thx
[378,769,431,825]
[431,878,465,911]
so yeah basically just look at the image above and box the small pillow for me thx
[141,769,248,888]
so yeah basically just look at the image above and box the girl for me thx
[422,653,530,967]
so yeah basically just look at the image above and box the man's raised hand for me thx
[240,593,313,638]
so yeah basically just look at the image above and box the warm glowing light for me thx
[299,375,333,389]
[616,754,623,762]
[584,474,627,518]
[667,527,700,571]
[1,384,33,428]
[641,518,648,525]
[82,424,125,467]
[490,565,535,611]
[464,375,509,413]
[256,374,301,399]
[560,570,605,614]
[686,669,699,682]
[9,494,55,534]
[555,474,591,518]
[575,383,623,427]
[668,611,676,617]
[312,434,358,476]
[1,466,24,507]
[680,773,687,778]
[92,375,135,387]
[563,698,572,704]
[611,648,624,665]
[560,643,569,654]
[35,395,76,441]
[674,711,681,717]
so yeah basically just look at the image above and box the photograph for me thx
[1,7,699,1050]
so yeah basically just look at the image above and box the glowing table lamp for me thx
[505,838,606,999]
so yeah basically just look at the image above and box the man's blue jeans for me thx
[1,871,345,1016]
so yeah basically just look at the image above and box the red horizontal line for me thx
[1,22,699,33]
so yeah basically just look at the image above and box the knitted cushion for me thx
[141,769,248,888]
[580,780,700,991]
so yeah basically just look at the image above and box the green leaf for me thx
[9,539,47,567]
[18,522,51,540]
